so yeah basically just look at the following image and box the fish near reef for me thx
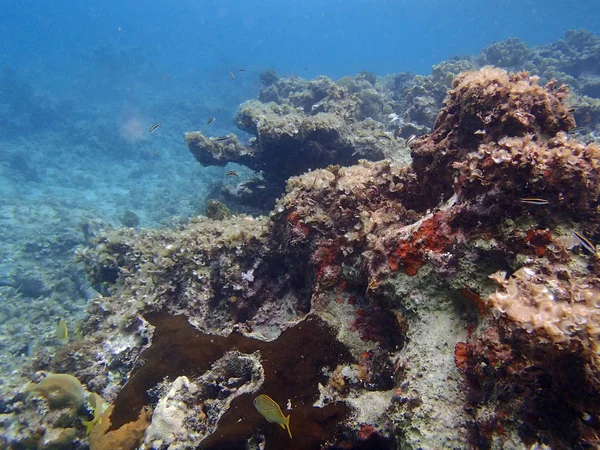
[573,231,599,256]
[110,314,354,448]
[149,122,162,133]
[254,394,292,439]
[56,318,68,341]
[81,392,109,435]
[520,197,549,205]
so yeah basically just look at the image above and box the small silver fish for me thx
[214,136,233,142]
[149,122,162,133]
[520,198,549,205]
[573,231,598,255]
[406,134,417,146]
[207,117,216,125]
[569,126,587,133]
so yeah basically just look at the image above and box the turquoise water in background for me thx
[0,0,599,374]
[3,0,600,81]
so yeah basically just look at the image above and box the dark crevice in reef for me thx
[110,313,353,450]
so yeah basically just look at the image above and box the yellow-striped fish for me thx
[253,394,292,439]
[81,392,109,435]
[573,231,598,256]
[56,318,68,341]
[520,197,549,206]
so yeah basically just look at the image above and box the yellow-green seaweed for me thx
[28,373,85,409]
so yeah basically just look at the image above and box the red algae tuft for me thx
[525,228,552,257]
[454,342,472,373]
[460,287,487,316]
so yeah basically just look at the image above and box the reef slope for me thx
[5,65,600,449]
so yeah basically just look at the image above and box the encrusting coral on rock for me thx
[5,58,600,449]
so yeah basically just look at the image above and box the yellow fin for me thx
[81,418,94,435]
[284,414,292,439]
[81,392,109,435]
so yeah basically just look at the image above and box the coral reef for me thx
[7,29,600,448]
[28,67,596,449]
[119,210,140,229]
[398,59,478,136]
[203,199,232,220]
[185,75,411,211]
[483,38,531,68]
[414,66,576,203]
[186,30,600,215]
[121,314,351,449]
[89,404,152,450]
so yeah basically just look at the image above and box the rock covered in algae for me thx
[9,63,600,450]
[28,373,86,409]
[269,67,600,448]
[185,31,600,215]
[185,73,411,210]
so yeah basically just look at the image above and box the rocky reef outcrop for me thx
[185,74,413,212]
[185,30,600,217]
[4,30,600,448]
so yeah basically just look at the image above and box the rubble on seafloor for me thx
[4,61,600,449]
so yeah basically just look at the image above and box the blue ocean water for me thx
[3,0,600,80]
[0,0,599,376]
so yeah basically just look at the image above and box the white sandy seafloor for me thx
[0,78,257,382]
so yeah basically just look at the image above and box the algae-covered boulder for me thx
[185,74,409,210]
[29,373,86,409]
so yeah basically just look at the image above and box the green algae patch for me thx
[110,314,352,449]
